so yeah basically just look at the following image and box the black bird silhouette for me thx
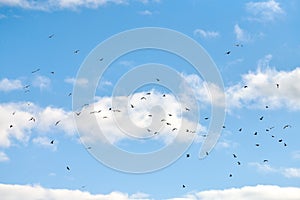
[278,139,283,143]
[222,125,226,128]
[204,117,209,120]
[74,50,80,54]
[263,159,268,163]
[284,143,287,146]
[31,68,40,73]
[276,83,279,88]
[186,154,190,158]
[55,120,61,126]
[254,131,258,135]
[185,107,190,111]
[75,112,81,116]
[225,51,231,55]
[146,92,151,95]
[9,125,13,128]
[141,97,146,100]
[148,114,152,117]
[156,78,160,82]
[48,34,55,38]
[162,94,166,97]
[161,119,166,122]
[259,116,264,120]
[12,111,16,115]
[23,85,30,89]
[239,128,242,132]
[50,71,55,74]
[131,104,134,108]
[233,154,237,158]
[237,161,241,165]
[243,85,248,88]
[166,122,171,126]
[283,125,291,129]
[255,143,260,147]
[229,174,232,177]
[66,166,70,171]
[50,140,54,144]
[172,128,177,131]
[168,114,172,116]
[103,116,108,119]
[68,92,72,96]
[266,105,269,109]
[182,185,186,188]
[99,58,104,61]
[29,117,36,122]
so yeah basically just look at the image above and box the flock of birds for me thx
[6,35,293,190]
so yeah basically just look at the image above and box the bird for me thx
[68,92,72,96]
[74,50,80,54]
[162,94,166,97]
[147,128,151,132]
[235,43,243,47]
[186,154,190,158]
[156,78,160,82]
[254,132,258,135]
[222,125,226,128]
[9,125,13,128]
[238,128,242,132]
[172,128,177,131]
[283,125,291,129]
[278,139,283,143]
[50,140,54,144]
[204,117,209,120]
[141,97,146,100]
[103,116,108,119]
[237,161,241,165]
[48,34,55,38]
[99,58,104,61]
[255,143,260,147]
[284,143,287,146]
[225,51,231,55]
[12,111,16,115]
[263,159,268,163]
[259,116,264,120]
[161,119,166,122]
[206,152,209,156]
[148,114,152,117]
[229,174,233,177]
[276,83,279,88]
[29,117,36,122]
[55,120,61,126]
[66,166,70,171]
[166,122,171,125]
[154,132,158,135]
[243,85,248,88]
[131,104,134,108]
[86,146,92,150]
[75,112,81,116]
[233,154,237,158]
[265,105,269,109]
[50,71,54,74]
[146,92,151,95]
[23,85,30,89]
[182,185,186,188]
[185,107,190,111]
[168,114,172,116]
[31,68,40,73]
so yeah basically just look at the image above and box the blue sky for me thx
[1,0,300,199]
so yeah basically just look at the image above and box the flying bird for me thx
[185,107,190,111]
[186,154,190,158]
[238,128,242,132]
[48,34,55,38]
[29,117,36,122]
[50,140,54,144]
[9,125,13,128]
[237,161,241,165]
[166,122,171,126]
[66,166,70,171]
[278,139,283,143]
[146,92,151,95]
[141,97,146,100]
[283,125,291,129]
[99,58,104,61]
[68,92,72,96]
[74,50,80,54]
[156,78,160,82]
[254,131,258,135]
[229,174,232,177]
[172,128,177,131]
[204,117,209,120]
[276,83,279,88]
[75,112,81,116]
[131,104,134,108]
[162,94,166,97]
[259,116,264,120]
[233,154,237,158]
[263,159,268,163]
[225,51,231,55]
[31,68,40,73]
[255,143,260,147]
[55,120,61,126]
[182,185,186,188]
[243,85,248,88]
[168,114,172,116]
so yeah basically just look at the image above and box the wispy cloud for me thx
[0,78,23,92]
[246,0,284,22]
[32,136,58,151]
[64,77,89,87]
[283,168,300,178]
[0,151,9,162]
[234,24,251,43]
[193,29,219,39]
[138,10,153,15]
[32,75,51,90]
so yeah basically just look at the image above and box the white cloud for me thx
[32,75,51,90]
[0,78,23,92]
[32,136,57,151]
[65,77,89,87]
[246,0,284,22]
[234,24,251,43]
[170,185,300,200]
[0,151,9,162]
[138,10,153,15]
[1,184,300,200]
[193,29,219,39]
[292,151,300,160]
[0,13,6,19]
[0,183,150,200]
[249,162,277,173]
[283,168,300,178]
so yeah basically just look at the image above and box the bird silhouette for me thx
[259,116,264,120]
[29,117,36,122]
[276,83,279,88]
[263,159,268,163]
[141,97,146,100]
[239,128,242,132]
[254,132,258,135]
[237,161,241,165]
[229,174,232,177]
[255,144,260,147]
[131,104,134,108]
[74,50,80,54]
[225,51,231,55]
[50,140,54,144]
[283,125,291,129]
[186,154,190,158]
[66,166,70,171]
[48,34,55,38]
[55,120,61,126]
[9,125,13,128]
[243,85,248,88]
[185,107,190,111]
[233,154,237,158]
[31,68,40,73]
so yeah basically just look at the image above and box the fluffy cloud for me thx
[246,0,284,22]
[138,10,153,15]
[64,77,89,87]
[0,151,9,162]
[0,184,150,200]
[32,75,51,90]
[0,78,23,92]
[234,24,251,43]
[1,184,300,200]
[193,29,219,39]
[283,168,300,178]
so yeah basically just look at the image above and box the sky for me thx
[1,0,300,199]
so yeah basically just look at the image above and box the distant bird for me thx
[229,174,232,177]
[254,131,258,135]
[263,159,268,163]
[154,132,158,135]
[75,112,81,116]
[266,129,269,132]
[278,139,283,143]
[237,161,241,165]
[186,154,190,158]
[156,78,160,82]
[185,107,190,111]
[225,51,231,55]
[233,154,237,158]
[48,34,55,38]
[182,185,186,188]
[99,58,104,61]
[162,94,166,97]
[148,114,152,117]
[147,128,151,132]
[284,143,287,147]
[161,119,166,122]
[131,104,134,108]
[31,68,40,73]
[172,128,177,131]
[66,166,70,171]
[9,125,13,128]
[146,92,151,95]
[86,146,92,149]
[23,85,30,89]
[276,83,279,88]
[259,116,264,120]
[103,116,108,119]
[206,152,209,156]
[235,43,243,47]
[29,117,36,122]
[166,122,171,126]
[271,135,275,138]
[55,120,61,126]
[283,125,291,129]
[12,111,16,115]
[50,140,54,144]
[222,125,226,128]
[168,114,172,116]
[141,97,146,100]
[74,50,80,54]
[265,105,269,109]
[68,92,72,96]
[204,117,209,120]
[113,109,121,112]
[50,71,54,74]
[109,107,112,111]
[243,85,248,88]
[255,143,260,147]
[238,128,242,132]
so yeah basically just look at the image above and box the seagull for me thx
[204,117,209,120]
[259,116,264,120]
[31,68,40,73]
[283,125,291,129]
[243,85,248,88]
[172,128,177,131]
[68,92,72,96]
[265,105,269,109]
[146,92,151,95]
[255,143,260,147]
[55,120,61,126]
[229,174,232,177]
[141,97,146,100]
[263,159,268,163]
[50,71,55,74]
[75,112,81,116]
[48,34,55,38]
[29,117,36,122]
[166,122,171,126]
[162,94,166,97]
[23,85,30,89]
[74,50,80,54]
[99,58,104,61]
[278,139,283,143]
[168,114,172,116]
[182,185,186,188]
[156,78,160,82]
